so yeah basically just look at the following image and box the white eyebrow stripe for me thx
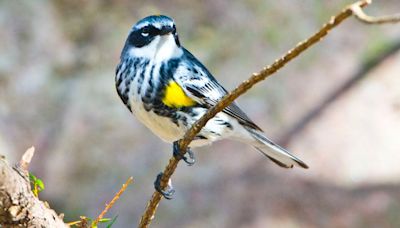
[153,23,162,29]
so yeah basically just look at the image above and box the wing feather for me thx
[175,48,262,131]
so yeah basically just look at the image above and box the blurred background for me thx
[1,0,400,227]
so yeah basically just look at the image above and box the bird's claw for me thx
[173,141,195,166]
[154,172,175,200]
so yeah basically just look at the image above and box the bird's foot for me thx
[173,141,195,166]
[154,172,175,200]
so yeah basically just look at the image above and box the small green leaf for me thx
[98,218,111,223]
[36,178,45,191]
[106,215,118,228]
[29,172,45,196]
[29,173,37,182]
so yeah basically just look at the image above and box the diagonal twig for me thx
[138,0,399,227]
[92,177,133,227]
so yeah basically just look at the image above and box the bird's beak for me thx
[160,26,174,36]
[159,25,180,47]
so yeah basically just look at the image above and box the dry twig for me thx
[138,0,400,227]
[92,177,134,226]
[351,0,400,24]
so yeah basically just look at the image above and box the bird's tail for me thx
[244,127,308,169]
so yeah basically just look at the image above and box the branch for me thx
[92,177,133,226]
[136,0,400,226]
[0,148,68,227]
[351,0,400,24]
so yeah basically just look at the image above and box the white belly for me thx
[133,104,184,143]
[129,98,237,147]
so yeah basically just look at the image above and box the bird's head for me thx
[122,15,182,61]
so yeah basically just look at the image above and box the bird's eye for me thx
[141,32,149,37]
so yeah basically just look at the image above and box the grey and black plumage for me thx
[115,15,308,169]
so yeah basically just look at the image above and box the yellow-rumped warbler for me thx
[116,15,308,198]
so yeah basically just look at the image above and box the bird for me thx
[115,15,308,199]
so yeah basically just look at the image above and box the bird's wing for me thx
[175,49,262,131]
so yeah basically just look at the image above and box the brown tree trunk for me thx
[0,152,68,227]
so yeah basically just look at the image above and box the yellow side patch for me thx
[162,81,196,108]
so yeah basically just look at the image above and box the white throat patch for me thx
[129,34,183,62]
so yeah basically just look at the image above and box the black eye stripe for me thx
[141,26,150,33]
[141,26,160,35]
[141,27,149,33]
[127,21,179,48]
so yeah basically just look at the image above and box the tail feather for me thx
[246,127,308,169]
